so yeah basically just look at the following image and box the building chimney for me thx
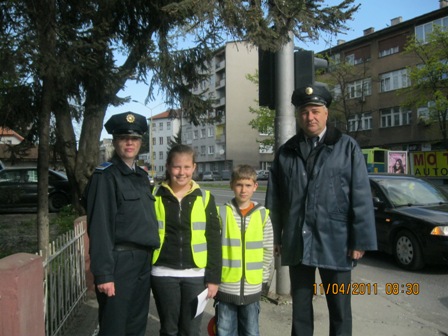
[391,17,403,26]
[337,39,346,45]
[441,0,448,8]
[363,27,375,36]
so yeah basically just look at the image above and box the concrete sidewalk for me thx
[63,285,446,336]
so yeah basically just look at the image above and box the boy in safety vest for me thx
[215,165,273,336]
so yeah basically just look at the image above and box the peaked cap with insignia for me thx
[105,112,148,137]
[291,84,333,108]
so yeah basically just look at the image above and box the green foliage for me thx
[246,72,275,148]
[403,26,448,147]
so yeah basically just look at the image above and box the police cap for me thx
[104,112,148,137]
[291,84,332,108]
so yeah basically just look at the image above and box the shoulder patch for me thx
[95,162,113,170]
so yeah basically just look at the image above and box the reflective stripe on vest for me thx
[219,205,268,284]
[153,189,210,267]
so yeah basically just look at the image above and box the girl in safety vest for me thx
[151,144,222,335]
[215,165,274,336]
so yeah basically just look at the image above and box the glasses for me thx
[115,135,142,142]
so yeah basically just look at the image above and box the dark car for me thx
[369,173,448,270]
[0,167,71,212]
[221,170,231,181]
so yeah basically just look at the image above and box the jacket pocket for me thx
[122,190,140,201]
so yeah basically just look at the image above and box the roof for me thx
[319,6,448,54]
[0,127,24,142]
[150,109,182,120]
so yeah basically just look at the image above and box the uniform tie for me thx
[306,137,319,157]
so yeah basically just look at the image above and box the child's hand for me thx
[206,283,219,298]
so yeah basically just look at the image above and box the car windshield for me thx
[375,177,448,207]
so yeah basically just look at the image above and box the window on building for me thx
[208,127,214,137]
[159,137,163,145]
[159,122,163,131]
[200,146,206,155]
[201,129,206,138]
[417,101,436,121]
[152,123,156,131]
[166,136,171,145]
[208,146,215,155]
[152,137,156,146]
[193,130,198,139]
[378,33,408,57]
[380,69,410,92]
[332,85,342,99]
[415,16,448,43]
[345,45,370,65]
[167,122,171,130]
[380,107,412,128]
[159,151,163,160]
[347,78,371,99]
[348,112,372,132]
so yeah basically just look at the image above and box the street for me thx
[204,184,448,334]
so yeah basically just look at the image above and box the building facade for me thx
[182,41,272,176]
[318,1,448,151]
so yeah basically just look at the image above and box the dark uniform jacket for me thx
[153,182,222,285]
[84,156,160,285]
[266,125,377,271]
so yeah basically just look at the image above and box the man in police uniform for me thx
[266,84,377,336]
[84,112,160,336]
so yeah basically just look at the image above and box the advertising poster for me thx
[388,151,408,174]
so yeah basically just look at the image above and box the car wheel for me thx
[49,193,69,212]
[393,230,424,270]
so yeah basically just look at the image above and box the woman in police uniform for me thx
[83,112,160,336]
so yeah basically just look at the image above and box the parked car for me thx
[201,171,222,181]
[221,170,231,180]
[256,170,269,180]
[0,167,71,212]
[369,173,448,270]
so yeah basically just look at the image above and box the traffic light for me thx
[258,48,276,110]
[258,48,328,109]
[293,49,328,89]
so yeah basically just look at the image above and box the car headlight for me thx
[430,226,448,236]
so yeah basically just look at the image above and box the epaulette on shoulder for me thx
[95,162,113,171]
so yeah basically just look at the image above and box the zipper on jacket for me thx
[240,213,246,305]
[178,199,183,268]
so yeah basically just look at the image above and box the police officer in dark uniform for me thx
[83,112,160,336]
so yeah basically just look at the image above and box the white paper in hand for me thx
[195,288,209,318]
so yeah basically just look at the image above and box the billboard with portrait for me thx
[387,151,408,174]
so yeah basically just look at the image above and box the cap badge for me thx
[126,114,135,123]
[305,87,313,95]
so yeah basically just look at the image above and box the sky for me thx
[100,0,440,139]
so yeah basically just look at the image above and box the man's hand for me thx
[97,282,115,297]
[348,250,365,260]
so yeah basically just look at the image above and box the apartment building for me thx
[318,1,448,151]
[182,41,272,175]
[149,109,181,177]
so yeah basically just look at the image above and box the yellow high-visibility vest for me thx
[153,189,210,267]
[219,206,268,284]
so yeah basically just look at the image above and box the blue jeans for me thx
[216,301,260,336]
[151,275,205,336]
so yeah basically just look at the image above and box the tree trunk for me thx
[27,0,57,257]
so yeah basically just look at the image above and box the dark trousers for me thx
[151,275,205,336]
[289,264,352,336]
[96,249,153,336]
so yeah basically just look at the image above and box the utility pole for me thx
[274,32,296,295]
